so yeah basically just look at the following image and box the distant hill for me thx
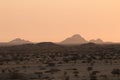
[0,34,114,46]
[60,34,109,45]
[0,38,31,46]
[8,38,31,45]
[89,39,104,44]
[60,34,87,45]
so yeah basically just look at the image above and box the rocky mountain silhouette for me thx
[0,38,31,46]
[89,39,104,44]
[60,34,87,45]
[8,38,31,45]
[0,34,113,46]
[60,34,107,45]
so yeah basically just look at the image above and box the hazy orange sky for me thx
[0,0,120,42]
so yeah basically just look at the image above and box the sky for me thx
[0,0,120,42]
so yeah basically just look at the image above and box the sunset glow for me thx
[0,0,120,42]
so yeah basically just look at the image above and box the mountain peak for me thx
[89,38,104,44]
[71,34,82,38]
[9,38,31,45]
[61,34,87,45]
[10,38,23,41]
